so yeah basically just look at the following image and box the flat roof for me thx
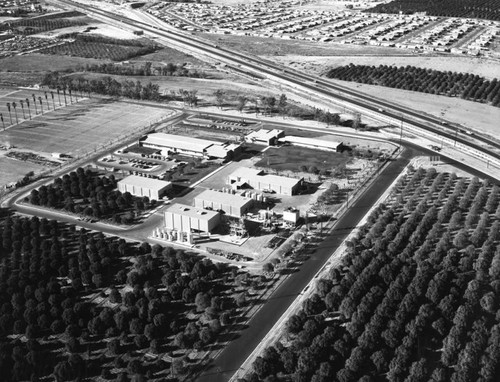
[229,167,301,188]
[246,128,284,141]
[118,175,171,190]
[195,189,253,208]
[141,133,221,153]
[165,203,220,220]
[278,136,342,149]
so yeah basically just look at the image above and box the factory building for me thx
[245,129,284,146]
[164,203,221,233]
[227,167,303,196]
[139,133,241,159]
[117,175,171,200]
[278,136,343,152]
[194,189,255,217]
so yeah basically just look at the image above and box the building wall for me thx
[194,198,253,217]
[118,183,170,200]
[164,211,220,233]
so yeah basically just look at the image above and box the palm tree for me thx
[44,92,49,110]
[63,89,67,106]
[20,100,25,119]
[56,88,61,106]
[32,94,38,114]
[6,103,12,124]
[25,98,31,119]
[51,91,55,110]
[38,96,43,114]
[68,88,73,103]
[12,102,18,124]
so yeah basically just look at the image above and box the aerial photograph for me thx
[0,0,499,381]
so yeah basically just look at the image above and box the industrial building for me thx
[117,175,171,200]
[278,136,342,152]
[283,207,300,225]
[194,189,255,217]
[227,167,303,196]
[245,129,284,145]
[164,203,221,233]
[139,133,241,159]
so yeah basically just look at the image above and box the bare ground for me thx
[271,54,500,80]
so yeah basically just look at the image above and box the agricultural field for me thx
[0,89,171,156]
[0,215,269,381]
[37,35,158,61]
[325,64,500,107]
[0,11,91,35]
[368,0,500,21]
[248,166,500,382]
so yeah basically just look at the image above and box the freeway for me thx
[54,0,500,164]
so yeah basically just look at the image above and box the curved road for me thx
[195,147,416,382]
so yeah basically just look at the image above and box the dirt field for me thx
[330,80,500,138]
[272,54,500,80]
[198,32,417,57]
[0,90,173,156]
[130,46,208,67]
[73,72,274,104]
[32,21,139,40]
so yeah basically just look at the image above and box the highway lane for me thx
[195,147,416,382]
[54,0,500,163]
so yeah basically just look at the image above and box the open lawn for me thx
[0,156,44,186]
[255,145,349,173]
[0,89,174,156]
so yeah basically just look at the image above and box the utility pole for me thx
[399,114,404,144]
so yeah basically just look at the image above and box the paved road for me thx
[195,147,417,382]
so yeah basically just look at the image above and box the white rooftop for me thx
[195,189,253,208]
[246,128,284,141]
[142,133,221,153]
[279,136,342,149]
[165,203,219,220]
[118,175,171,190]
[229,167,302,188]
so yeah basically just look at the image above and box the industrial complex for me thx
[139,132,242,159]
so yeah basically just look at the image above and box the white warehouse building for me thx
[164,203,221,233]
[194,189,254,217]
[117,175,171,201]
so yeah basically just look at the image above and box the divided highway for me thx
[56,0,500,165]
